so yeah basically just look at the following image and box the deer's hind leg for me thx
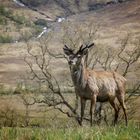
[117,93,128,126]
[109,98,119,126]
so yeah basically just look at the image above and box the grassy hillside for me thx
[0,0,139,87]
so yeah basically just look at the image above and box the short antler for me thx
[63,45,74,55]
[87,43,94,49]
[77,43,95,54]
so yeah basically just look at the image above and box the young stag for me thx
[63,43,128,126]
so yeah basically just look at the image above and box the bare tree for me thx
[25,21,140,126]
[24,39,81,125]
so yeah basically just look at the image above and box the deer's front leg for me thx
[80,97,86,126]
[74,94,79,113]
[90,94,97,126]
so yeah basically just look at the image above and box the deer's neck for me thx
[70,60,87,89]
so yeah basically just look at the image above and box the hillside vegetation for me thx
[19,0,129,17]
[0,0,139,87]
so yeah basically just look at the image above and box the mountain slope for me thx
[6,0,131,19]
[0,0,140,87]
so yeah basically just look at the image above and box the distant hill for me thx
[0,0,139,87]
[19,0,130,17]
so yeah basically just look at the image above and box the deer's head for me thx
[63,43,94,67]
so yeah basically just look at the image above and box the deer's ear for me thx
[63,45,74,56]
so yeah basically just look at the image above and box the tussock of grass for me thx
[0,35,13,43]
[0,123,139,140]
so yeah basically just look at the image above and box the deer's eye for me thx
[69,55,74,59]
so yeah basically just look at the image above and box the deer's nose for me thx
[69,60,76,65]
[69,60,73,65]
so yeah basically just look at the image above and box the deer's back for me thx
[85,70,126,101]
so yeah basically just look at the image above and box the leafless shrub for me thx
[20,93,36,127]
[0,105,23,127]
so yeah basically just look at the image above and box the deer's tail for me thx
[112,71,126,93]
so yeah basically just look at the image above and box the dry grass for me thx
[0,92,140,128]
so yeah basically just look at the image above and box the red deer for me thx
[63,43,128,126]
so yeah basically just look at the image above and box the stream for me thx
[13,0,66,39]
[13,0,25,7]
